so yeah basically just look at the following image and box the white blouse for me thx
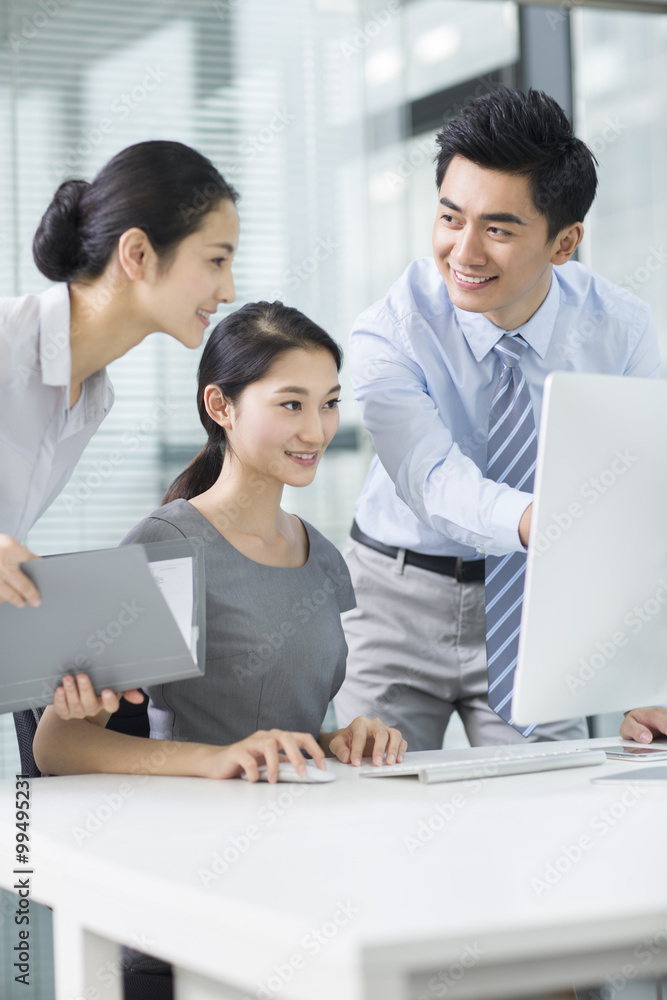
[0,283,114,541]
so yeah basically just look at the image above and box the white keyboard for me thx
[359,748,607,784]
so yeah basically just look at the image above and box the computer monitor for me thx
[512,371,667,726]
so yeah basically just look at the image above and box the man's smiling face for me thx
[432,155,581,331]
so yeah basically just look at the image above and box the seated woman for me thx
[34,301,407,781]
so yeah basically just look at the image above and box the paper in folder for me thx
[0,538,205,714]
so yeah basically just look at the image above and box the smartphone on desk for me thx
[601,745,667,761]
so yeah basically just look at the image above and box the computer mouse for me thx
[242,761,335,783]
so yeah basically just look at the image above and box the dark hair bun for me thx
[32,179,90,282]
[32,142,236,285]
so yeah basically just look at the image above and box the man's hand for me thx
[0,535,40,607]
[518,504,532,548]
[619,707,667,744]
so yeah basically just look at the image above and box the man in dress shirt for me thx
[334,88,661,750]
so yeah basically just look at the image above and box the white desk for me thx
[2,737,667,1000]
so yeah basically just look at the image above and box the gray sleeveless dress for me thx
[121,498,355,745]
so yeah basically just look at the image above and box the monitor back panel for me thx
[513,372,667,725]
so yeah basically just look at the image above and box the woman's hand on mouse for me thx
[321,716,407,767]
[202,729,327,782]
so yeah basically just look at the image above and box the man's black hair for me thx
[434,88,598,242]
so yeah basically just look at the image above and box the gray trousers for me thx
[334,539,588,751]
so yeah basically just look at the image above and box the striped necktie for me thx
[485,335,537,737]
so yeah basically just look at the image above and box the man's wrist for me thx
[490,489,534,553]
[518,504,532,548]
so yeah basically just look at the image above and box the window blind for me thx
[1,0,368,556]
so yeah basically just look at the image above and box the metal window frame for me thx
[515,0,667,12]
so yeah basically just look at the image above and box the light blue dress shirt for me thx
[351,258,660,559]
[0,284,114,541]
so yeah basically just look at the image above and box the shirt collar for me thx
[453,269,560,363]
[39,283,72,388]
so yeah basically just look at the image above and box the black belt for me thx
[350,521,485,582]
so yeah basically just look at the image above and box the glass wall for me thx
[572,5,667,368]
[568,4,667,741]
[363,0,519,300]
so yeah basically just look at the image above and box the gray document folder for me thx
[0,538,205,713]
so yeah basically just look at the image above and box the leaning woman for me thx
[1,140,244,759]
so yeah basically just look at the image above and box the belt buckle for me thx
[455,557,464,583]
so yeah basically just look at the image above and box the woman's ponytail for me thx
[162,429,225,505]
[32,180,90,283]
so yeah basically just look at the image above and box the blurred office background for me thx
[1,1,666,992]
